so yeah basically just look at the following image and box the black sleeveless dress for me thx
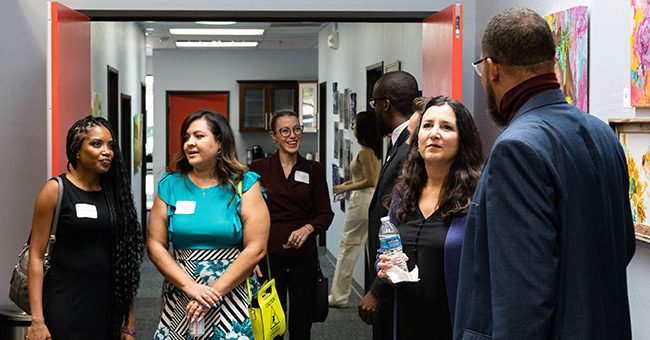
[42,174,114,339]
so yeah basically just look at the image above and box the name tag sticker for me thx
[75,203,98,219]
[175,201,196,215]
[295,170,310,184]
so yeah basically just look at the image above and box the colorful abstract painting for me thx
[546,6,589,112]
[631,0,650,107]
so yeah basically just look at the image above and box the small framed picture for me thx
[384,60,401,73]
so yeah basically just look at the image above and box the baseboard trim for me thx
[323,247,364,299]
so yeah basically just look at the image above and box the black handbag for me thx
[312,259,329,322]
[9,176,63,314]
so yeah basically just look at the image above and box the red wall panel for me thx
[422,4,463,101]
[50,2,90,176]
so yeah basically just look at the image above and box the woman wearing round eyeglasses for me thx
[249,110,334,339]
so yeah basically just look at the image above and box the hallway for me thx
[135,248,371,339]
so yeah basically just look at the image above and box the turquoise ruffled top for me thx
[157,171,261,249]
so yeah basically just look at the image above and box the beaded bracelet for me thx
[121,328,137,336]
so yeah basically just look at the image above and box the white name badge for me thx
[75,203,98,219]
[295,170,310,184]
[175,201,196,215]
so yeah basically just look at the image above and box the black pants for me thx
[262,254,318,340]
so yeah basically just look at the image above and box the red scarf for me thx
[500,73,560,124]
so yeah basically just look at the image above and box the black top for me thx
[43,174,114,339]
[396,209,452,340]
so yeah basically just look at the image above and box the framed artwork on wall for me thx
[631,0,650,107]
[384,60,401,73]
[299,81,318,133]
[545,6,589,112]
[610,118,650,243]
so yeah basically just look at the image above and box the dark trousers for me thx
[262,254,318,340]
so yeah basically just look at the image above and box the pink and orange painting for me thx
[632,0,650,107]
[546,6,589,112]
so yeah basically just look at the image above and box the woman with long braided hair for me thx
[27,115,144,339]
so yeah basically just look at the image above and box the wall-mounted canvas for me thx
[546,6,589,112]
[631,0,650,107]
[610,118,650,243]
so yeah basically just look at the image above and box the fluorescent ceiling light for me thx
[195,21,237,25]
[176,41,259,48]
[169,28,264,36]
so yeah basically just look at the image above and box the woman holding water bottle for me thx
[376,97,483,339]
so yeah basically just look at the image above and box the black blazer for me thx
[366,128,410,293]
[454,89,635,340]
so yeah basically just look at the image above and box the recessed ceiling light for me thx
[175,41,259,48]
[145,27,155,31]
[169,28,264,36]
[195,21,237,25]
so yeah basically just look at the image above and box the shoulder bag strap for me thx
[43,176,64,270]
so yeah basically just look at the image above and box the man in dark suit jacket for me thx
[357,71,418,340]
[454,8,635,340]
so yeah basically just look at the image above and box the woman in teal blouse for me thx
[148,109,270,339]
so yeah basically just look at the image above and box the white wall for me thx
[472,1,650,338]
[91,21,147,217]
[0,0,48,305]
[318,22,424,287]
[151,48,318,180]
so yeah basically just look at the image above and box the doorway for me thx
[120,93,132,178]
[107,66,119,140]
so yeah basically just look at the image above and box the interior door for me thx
[166,91,229,169]
[422,3,463,101]
[47,2,90,176]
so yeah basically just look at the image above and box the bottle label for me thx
[380,235,402,250]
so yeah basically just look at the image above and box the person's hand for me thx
[286,224,314,249]
[333,184,347,195]
[377,254,393,282]
[254,265,263,278]
[183,282,222,309]
[358,291,382,325]
[186,299,210,323]
[26,320,51,340]
[120,332,136,340]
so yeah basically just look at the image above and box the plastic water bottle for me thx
[188,317,205,337]
[378,216,408,272]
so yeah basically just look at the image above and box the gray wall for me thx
[91,21,147,217]
[318,22,425,287]
[151,48,318,180]
[0,0,48,305]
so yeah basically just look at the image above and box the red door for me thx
[422,4,463,101]
[48,2,90,176]
[166,91,229,169]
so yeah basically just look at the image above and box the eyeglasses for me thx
[276,125,304,137]
[472,57,491,77]
[369,97,389,109]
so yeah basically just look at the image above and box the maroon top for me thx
[249,152,334,257]
[500,72,560,124]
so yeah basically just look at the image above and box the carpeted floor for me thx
[135,247,371,339]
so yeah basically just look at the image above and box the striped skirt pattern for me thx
[153,247,259,340]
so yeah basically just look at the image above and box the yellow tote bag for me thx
[247,276,286,339]
[238,181,286,339]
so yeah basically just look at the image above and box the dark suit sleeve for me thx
[486,140,558,339]
[308,162,334,233]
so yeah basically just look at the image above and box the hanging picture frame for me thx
[609,118,650,243]
[384,60,401,73]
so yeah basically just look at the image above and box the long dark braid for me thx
[66,116,144,337]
